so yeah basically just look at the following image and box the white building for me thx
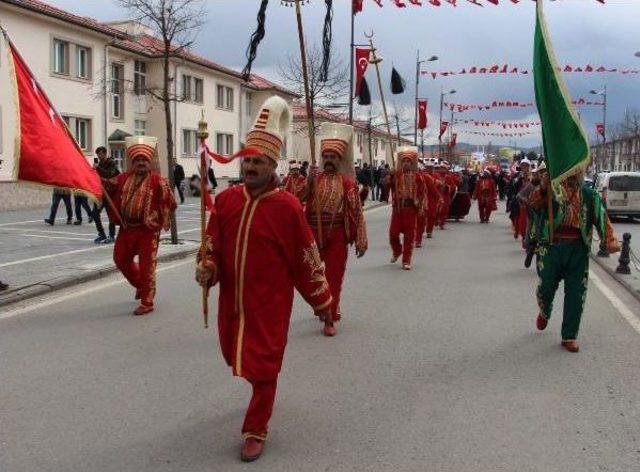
[0,0,297,210]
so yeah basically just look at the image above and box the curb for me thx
[590,253,640,303]
[0,245,198,309]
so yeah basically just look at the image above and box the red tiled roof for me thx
[2,0,127,38]
[3,0,295,94]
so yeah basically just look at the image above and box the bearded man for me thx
[282,160,306,202]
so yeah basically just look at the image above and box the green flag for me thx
[533,0,590,191]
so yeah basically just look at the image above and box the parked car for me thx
[594,172,640,219]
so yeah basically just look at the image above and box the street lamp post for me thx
[439,88,456,159]
[413,50,438,145]
[591,86,608,169]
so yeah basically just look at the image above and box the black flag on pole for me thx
[390,67,406,95]
[358,76,371,105]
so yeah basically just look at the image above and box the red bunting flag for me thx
[354,48,371,98]
[596,123,606,138]
[418,100,428,129]
[6,33,101,200]
[449,133,458,148]
[353,0,364,13]
[439,121,449,139]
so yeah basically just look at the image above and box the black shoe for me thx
[73,220,82,226]
[88,217,94,223]
[0,281,8,291]
[66,219,73,225]
[44,218,54,226]
[524,250,535,268]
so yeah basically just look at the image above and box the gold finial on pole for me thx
[198,109,210,329]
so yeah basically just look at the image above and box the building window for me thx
[245,92,252,117]
[134,60,146,96]
[216,133,234,155]
[62,115,91,151]
[217,85,234,110]
[182,75,203,103]
[75,46,90,79]
[111,63,124,120]
[134,120,146,136]
[182,129,197,156]
[194,78,204,104]
[52,39,69,75]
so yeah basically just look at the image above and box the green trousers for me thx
[536,241,589,341]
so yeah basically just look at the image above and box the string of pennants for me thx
[444,97,603,113]
[421,64,639,79]
[353,0,606,12]
[454,119,541,128]
[457,130,537,137]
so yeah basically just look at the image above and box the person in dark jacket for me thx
[207,162,218,194]
[73,195,93,225]
[173,162,186,204]
[45,187,73,225]
[92,146,120,243]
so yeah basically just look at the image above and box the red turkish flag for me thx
[354,48,370,98]
[353,0,363,13]
[418,100,428,129]
[7,37,101,200]
[449,133,457,148]
[439,121,449,139]
[596,123,605,137]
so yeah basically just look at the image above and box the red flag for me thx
[439,121,449,139]
[354,48,371,98]
[449,133,457,148]
[353,0,364,13]
[7,35,101,200]
[392,0,407,6]
[596,123,605,138]
[418,100,428,129]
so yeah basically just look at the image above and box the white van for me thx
[594,172,640,219]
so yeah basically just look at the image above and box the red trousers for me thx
[478,201,493,223]
[242,378,278,440]
[416,212,426,245]
[314,227,348,322]
[438,196,451,228]
[113,227,159,307]
[426,201,439,236]
[516,204,528,239]
[390,207,417,265]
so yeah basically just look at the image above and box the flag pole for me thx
[366,31,395,168]
[348,0,355,125]
[197,111,210,329]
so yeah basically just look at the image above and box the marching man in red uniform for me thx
[103,136,176,316]
[195,96,332,462]
[473,169,498,223]
[434,161,457,230]
[415,159,443,247]
[282,159,306,202]
[385,146,426,270]
[304,123,368,336]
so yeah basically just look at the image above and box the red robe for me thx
[473,175,498,222]
[104,172,176,307]
[202,183,332,381]
[282,172,307,202]
[387,170,426,265]
[305,172,367,321]
[416,171,443,243]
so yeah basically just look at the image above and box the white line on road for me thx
[0,219,45,227]
[590,269,640,335]
[0,246,110,268]
[20,234,93,242]
[0,258,194,320]
[1,228,96,236]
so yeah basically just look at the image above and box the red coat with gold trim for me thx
[202,183,332,381]
[282,173,307,201]
[420,172,443,212]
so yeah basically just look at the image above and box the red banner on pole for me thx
[353,0,363,14]
[449,133,457,148]
[7,35,101,200]
[596,123,605,138]
[418,100,428,129]
[439,121,449,138]
[354,48,371,98]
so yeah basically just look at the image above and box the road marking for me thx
[1,228,96,236]
[0,258,194,320]
[0,219,44,227]
[0,246,110,268]
[20,234,93,242]
[590,269,640,335]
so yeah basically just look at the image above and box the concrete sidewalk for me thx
[0,195,385,308]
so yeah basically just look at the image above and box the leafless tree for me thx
[279,44,349,137]
[116,0,205,244]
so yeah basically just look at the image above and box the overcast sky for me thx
[43,0,639,147]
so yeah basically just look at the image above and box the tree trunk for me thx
[163,48,178,244]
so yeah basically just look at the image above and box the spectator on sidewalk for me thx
[173,161,186,204]
[73,195,93,225]
[92,146,120,243]
[207,162,218,195]
[44,187,73,225]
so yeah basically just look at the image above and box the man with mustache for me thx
[303,123,367,336]
[433,161,458,230]
[102,136,176,316]
[282,159,306,202]
[473,169,498,223]
[196,96,332,462]
[385,146,426,270]
[415,159,443,247]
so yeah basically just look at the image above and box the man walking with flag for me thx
[195,96,332,462]
[530,0,620,353]
[102,137,176,316]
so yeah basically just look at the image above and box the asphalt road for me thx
[2,206,640,472]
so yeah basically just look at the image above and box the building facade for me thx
[0,0,297,210]
[591,135,640,174]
